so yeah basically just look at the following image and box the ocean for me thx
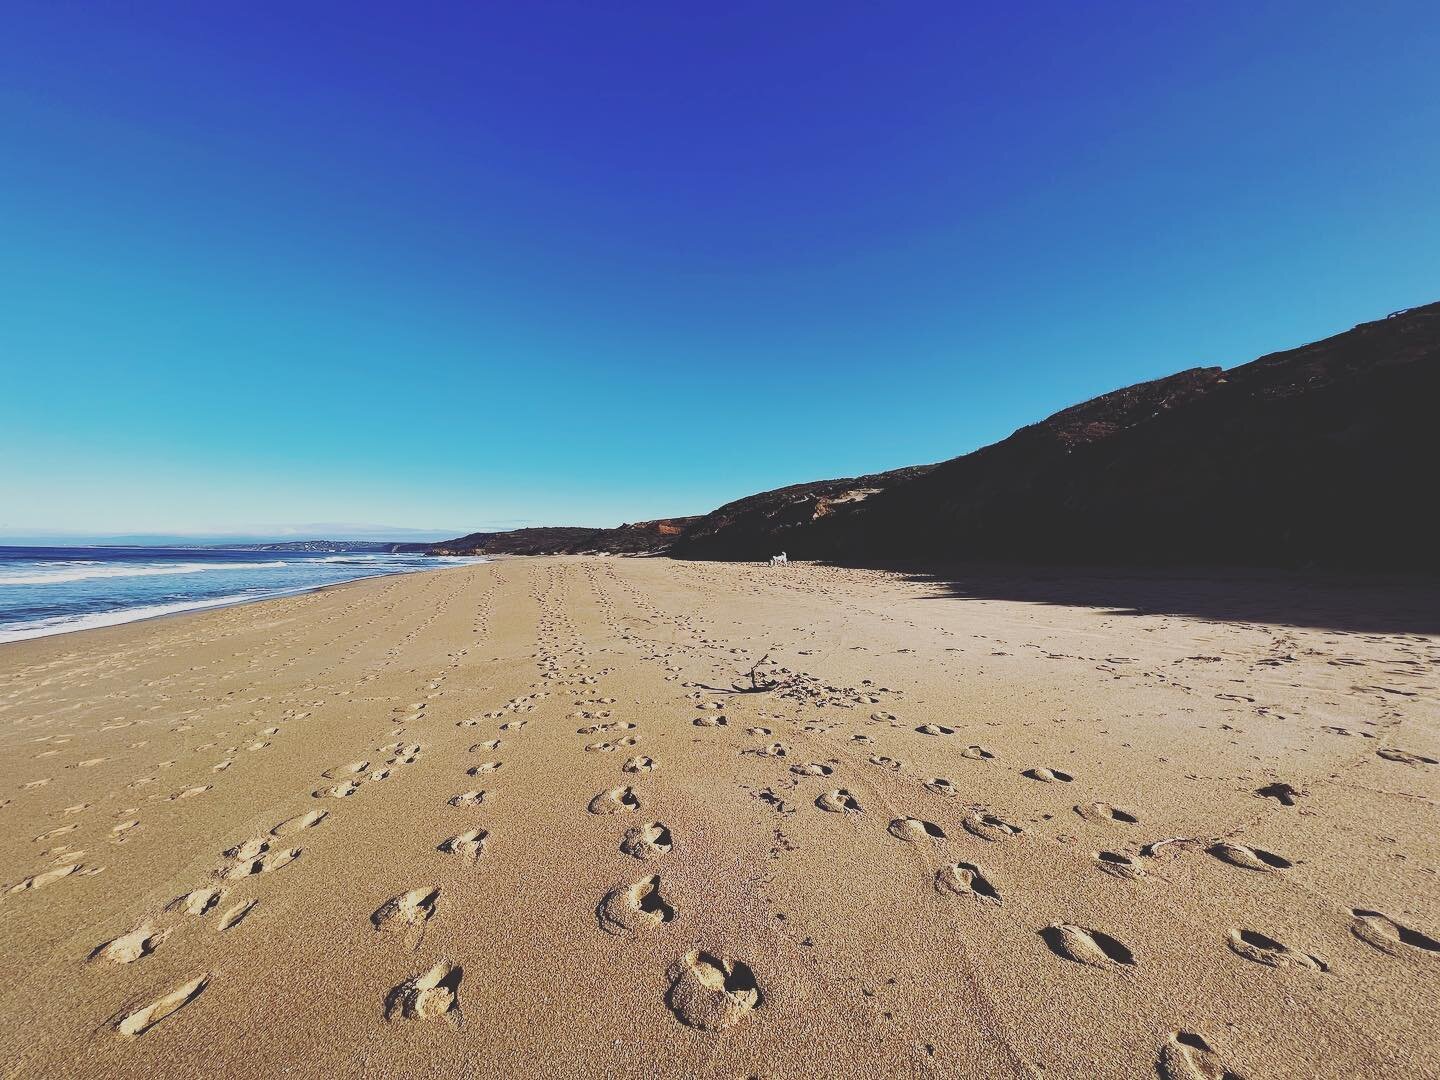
[0,545,482,644]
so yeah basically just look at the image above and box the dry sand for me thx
[1,557,1437,1079]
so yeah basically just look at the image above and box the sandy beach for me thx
[2,556,1437,1079]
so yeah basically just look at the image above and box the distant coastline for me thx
[161,540,434,553]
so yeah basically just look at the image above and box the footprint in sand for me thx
[223,838,269,861]
[272,810,328,836]
[384,742,422,764]
[925,777,958,798]
[888,818,945,843]
[961,745,995,761]
[314,781,360,799]
[372,887,441,931]
[621,822,673,860]
[1041,924,1135,968]
[111,820,140,841]
[169,886,226,916]
[917,725,954,736]
[791,762,834,777]
[578,722,627,735]
[220,847,300,880]
[1207,841,1291,872]
[91,924,169,964]
[816,789,863,814]
[1376,748,1438,766]
[113,974,209,1036]
[323,761,370,779]
[385,961,463,1022]
[499,720,528,732]
[1158,1030,1248,1080]
[963,812,1023,841]
[1075,802,1140,825]
[693,716,728,728]
[588,786,640,815]
[935,863,1000,904]
[467,762,502,776]
[470,740,501,752]
[1226,929,1327,971]
[666,951,762,1031]
[1349,909,1440,957]
[438,829,487,862]
[217,899,258,931]
[7,863,91,893]
[868,755,903,771]
[623,756,655,773]
[1095,851,1146,880]
[448,791,487,808]
[1141,838,1205,860]
[598,875,676,935]
[1023,767,1073,783]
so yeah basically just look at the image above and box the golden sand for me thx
[1,557,1436,1078]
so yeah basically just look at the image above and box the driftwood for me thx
[730,653,780,694]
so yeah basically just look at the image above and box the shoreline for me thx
[0,557,484,646]
[6,551,1438,650]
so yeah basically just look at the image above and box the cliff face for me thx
[667,465,940,562]
[429,518,699,556]
[670,301,1440,569]
[428,303,1437,570]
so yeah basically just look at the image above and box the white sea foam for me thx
[0,592,272,642]
[0,561,287,586]
[0,553,485,643]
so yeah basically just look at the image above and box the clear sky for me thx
[3,2,1437,541]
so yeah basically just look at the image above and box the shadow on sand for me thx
[862,563,1440,636]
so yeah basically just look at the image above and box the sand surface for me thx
[1,557,1437,1079]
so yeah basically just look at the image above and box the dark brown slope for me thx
[672,301,1440,569]
[430,518,698,556]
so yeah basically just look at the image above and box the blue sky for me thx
[2,2,1437,541]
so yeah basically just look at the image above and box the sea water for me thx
[0,546,481,643]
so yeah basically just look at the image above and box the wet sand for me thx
[1,557,1437,1079]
